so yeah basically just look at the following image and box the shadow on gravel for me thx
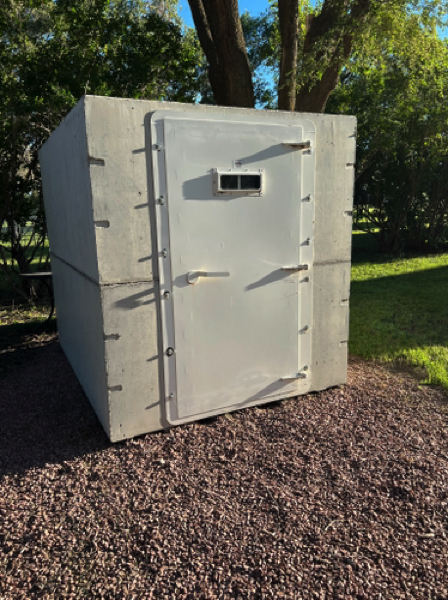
[0,340,110,477]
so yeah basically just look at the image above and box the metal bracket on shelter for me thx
[187,270,230,284]
[282,141,311,150]
[281,264,309,272]
[280,368,308,381]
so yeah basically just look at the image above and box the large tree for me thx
[327,10,448,252]
[187,0,447,112]
[0,0,200,295]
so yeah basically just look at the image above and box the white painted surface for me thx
[150,113,315,423]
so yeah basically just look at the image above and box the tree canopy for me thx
[187,0,448,112]
[0,0,201,290]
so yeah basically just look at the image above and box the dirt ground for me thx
[0,334,447,599]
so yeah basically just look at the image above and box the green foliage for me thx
[241,9,278,108]
[350,234,448,388]
[328,12,448,252]
[0,0,200,297]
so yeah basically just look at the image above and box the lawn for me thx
[350,232,448,388]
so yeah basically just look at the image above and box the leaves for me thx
[0,0,201,291]
[328,9,448,252]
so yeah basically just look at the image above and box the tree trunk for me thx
[295,60,343,113]
[296,0,371,113]
[188,0,254,107]
[277,0,299,111]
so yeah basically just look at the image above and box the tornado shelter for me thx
[39,96,356,442]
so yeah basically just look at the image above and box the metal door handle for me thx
[187,271,230,284]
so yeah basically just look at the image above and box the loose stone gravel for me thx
[0,341,447,599]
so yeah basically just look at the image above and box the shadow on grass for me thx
[351,231,401,266]
[0,337,111,478]
[0,317,57,350]
[350,263,448,365]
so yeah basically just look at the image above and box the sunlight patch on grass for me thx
[1,235,49,269]
[0,306,50,327]
[350,248,448,389]
[406,346,448,387]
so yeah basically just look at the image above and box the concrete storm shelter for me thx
[39,96,356,442]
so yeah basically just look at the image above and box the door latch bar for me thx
[187,271,230,284]
[282,141,311,150]
[280,371,308,381]
[281,264,309,272]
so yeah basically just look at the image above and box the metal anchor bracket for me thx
[282,141,311,151]
[281,264,309,272]
[187,270,230,284]
[280,367,309,382]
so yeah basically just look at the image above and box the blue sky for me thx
[178,0,271,28]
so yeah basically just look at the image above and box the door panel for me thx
[150,112,315,425]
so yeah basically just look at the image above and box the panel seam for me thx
[313,259,351,267]
[50,252,157,286]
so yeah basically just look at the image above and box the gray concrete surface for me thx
[39,101,99,282]
[50,255,109,433]
[40,96,356,442]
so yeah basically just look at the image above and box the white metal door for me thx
[150,112,315,425]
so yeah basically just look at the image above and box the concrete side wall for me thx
[309,262,351,392]
[310,118,355,391]
[51,255,109,433]
[313,119,356,264]
[100,281,165,442]
[85,98,155,285]
[39,98,99,282]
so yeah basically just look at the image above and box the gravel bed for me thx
[0,340,447,599]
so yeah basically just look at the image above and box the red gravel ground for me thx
[0,337,447,599]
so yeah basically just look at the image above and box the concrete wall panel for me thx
[313,118,356,264]
[85,98,155,284]
[310,261,351,392]
[39,99,99,282]
[51,256,109,432]
[100,282,165,441]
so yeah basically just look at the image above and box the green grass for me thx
[0,229,49,266]
[0,235,49,304]
[350,234,448,388]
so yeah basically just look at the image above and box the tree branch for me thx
[296,0,371,113]
[278,0,299,111]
